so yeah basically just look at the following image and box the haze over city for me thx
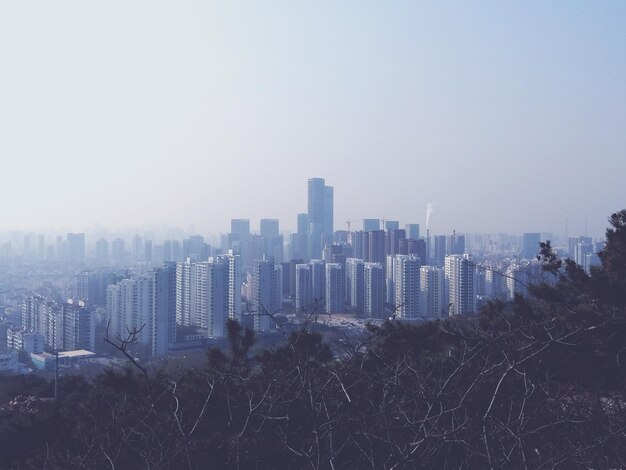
[1,1,625,237]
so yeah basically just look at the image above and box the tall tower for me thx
[308,178,333,259]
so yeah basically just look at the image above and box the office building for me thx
[405,224,420,241]
[308,178,333,259]
[385,220,399,231]
[363,219,380,232]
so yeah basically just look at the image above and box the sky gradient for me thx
[1,1,624,238]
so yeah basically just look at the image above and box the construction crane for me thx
[346,219,357,231]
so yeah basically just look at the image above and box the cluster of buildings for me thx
[0,178,607,371]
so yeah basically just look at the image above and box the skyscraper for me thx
[308,178,333,259]
[297,213,309,236]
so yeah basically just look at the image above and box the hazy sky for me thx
[1,1,624,237]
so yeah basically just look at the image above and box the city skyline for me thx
[0,177,611,241]
[1,2,624,237]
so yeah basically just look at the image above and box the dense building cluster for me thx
[0,178,605,370]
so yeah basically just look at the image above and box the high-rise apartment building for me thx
[367,230,385,264]
[325,263,343,314]
[295,264,312,312]
[345,258,365,314]
[192,259,230,337]
[445,254,476,316]
[420,266,447,318]
[152,263,176,356]
[386,229,406,256]
[310,259,326,308]
[394,255,421,318]
[364,262,384,318]
[223,251,242,323]
[176,260,192,326]
[251,258,280,331]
